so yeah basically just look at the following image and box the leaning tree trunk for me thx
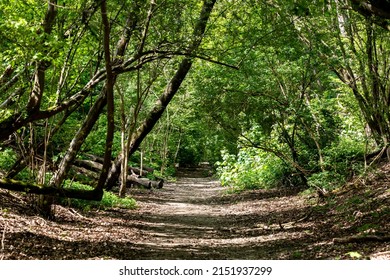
[31,0,57,218]
[49,91,107,188]
[105,0,217,190]
[49,4,140,189]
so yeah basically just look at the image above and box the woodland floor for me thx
[1,164,390,260]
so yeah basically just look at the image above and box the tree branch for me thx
[105,0,218,189]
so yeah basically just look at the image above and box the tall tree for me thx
[105,0,217,189]
[0,0,218,200]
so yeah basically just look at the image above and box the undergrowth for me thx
[61,180,137,211]
[216,134,367,193]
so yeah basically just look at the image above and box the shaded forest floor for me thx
[1,164,390,260]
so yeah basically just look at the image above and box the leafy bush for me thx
[61,180,137,211]
[216,130,367,192]
[307,135,366,190]
[0,148,17,171]
[306,171,346,190]
[216,148,286,191]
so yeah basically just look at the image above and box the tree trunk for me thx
[71,165,100,180]
[72,159,162,189]
[118,83,128,197]
[105,0,217,190]
[26,0,57,113]
[80,156,151,176]
[96,0,115,193]
[74,159,103,173]
[49,3,141,189]
[49,91,107,188]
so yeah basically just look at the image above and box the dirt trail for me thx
[127,167,314,259]
[1,165,390,259]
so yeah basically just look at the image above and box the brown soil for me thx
[1,164,390,260]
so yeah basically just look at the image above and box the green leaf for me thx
[346,251,362,259]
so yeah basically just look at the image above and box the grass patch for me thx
[61,180,137,211]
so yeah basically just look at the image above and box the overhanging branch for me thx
[141,50,239,70]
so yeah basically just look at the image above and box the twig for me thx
[32,216,48,226]
[53,205,88,220]
[368,145,387,167]
[68,208,87,219]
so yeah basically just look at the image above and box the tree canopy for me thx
[0,0,389,212]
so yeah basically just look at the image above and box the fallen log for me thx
[80,156,151,177]
[0,178,103,201]
[74,159,103,173]
[138,165,154,173]
[127,175,164,189]
[82,153,102,163]
[73,159,163,189]
[71,165,99,180]
[129,166,149,177]
[85,153,155,172]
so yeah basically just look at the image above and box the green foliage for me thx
[61,180,137,211]
[307,171,346,190]
[0,148,17,171]
[307,134,366,190]
[82,115,114,157]
[345,251,364,259]
[346,251,363,259]
[190,0,374,192]
[0,0,388,207]
[216,148,287,191]
[291,250,303,259]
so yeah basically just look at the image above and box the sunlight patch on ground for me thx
[134,231,304,248]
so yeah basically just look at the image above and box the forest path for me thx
[118,166,317,259]
[117,166,390,259]
[2,165,390,259]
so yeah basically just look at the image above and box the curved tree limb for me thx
[105,0,218,189]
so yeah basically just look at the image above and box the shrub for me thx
[216,148,286,191]
[61,180,137,211]
[307,136,366,190]
[0,148,17,171]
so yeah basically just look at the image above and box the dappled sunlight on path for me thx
[2,165,390,259]
[125,168,316,259]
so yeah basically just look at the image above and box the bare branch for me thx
[137,0,157,55]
